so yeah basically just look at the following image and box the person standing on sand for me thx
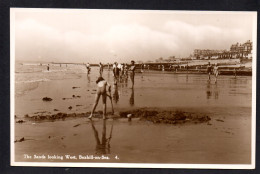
[47,64,50,71]
[112,62,116,76]
[129,60,136,88]
[213,63,219,83]
[86,63,91,74]
[113,62,120,85]
[88,76,113,120]
[141,63,144,73]
[124,63,129,79]
[207,62,212,80]
[117,63,122,80]
[99,62,104,76]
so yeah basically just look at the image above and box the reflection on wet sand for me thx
[90,120,114,155]
[87,75,91,84]
[113,85,119,103]
[130,88,134,106]
[206,81,219,100]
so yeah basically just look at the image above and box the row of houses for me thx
[193,40,253,60]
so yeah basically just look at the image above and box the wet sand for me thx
[14,67,252,164]
[15,107,251,164]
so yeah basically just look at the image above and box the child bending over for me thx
[88,77,113,119]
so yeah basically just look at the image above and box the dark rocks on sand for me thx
[42,97,52,101]
[68,106,73,110]
[207,122,212,125]
[72,87,80,89]
[216,119,224,122]
[15,137,25,143]
[54,109,59,111]
[24,112,90,121]
[72,95,81,98]
[120,109,211,125]
[73,124,80,127]
[120,110,158,118]
[16,120,25,123]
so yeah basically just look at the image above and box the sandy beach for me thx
[13,64,252,164]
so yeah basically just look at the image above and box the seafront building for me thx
[193,40,252,60]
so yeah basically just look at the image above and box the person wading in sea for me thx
[213,63,219,83]
[86,63,91,74]
[207,62,212,81]
[99,62,104,76]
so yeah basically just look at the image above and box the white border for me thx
[10,8,257,169]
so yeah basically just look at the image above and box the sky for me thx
[12,9,256,63]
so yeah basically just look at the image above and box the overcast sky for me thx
[12,9,256,63]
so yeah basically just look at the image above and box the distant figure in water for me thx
[99,62,104,76]
[47,64,50,71]
[213,63,219,83]
[129,60,136,88]
[207,62,212,81]
[88,77,112,120]
[234,68,237,78]
[141,63,144,73]
[86,63,91,74]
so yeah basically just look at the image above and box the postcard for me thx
[10,8,256,169]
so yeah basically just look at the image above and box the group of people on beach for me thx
[88,60,136,120]
[207,62,219,83]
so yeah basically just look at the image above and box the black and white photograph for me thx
[10,8,256,168]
